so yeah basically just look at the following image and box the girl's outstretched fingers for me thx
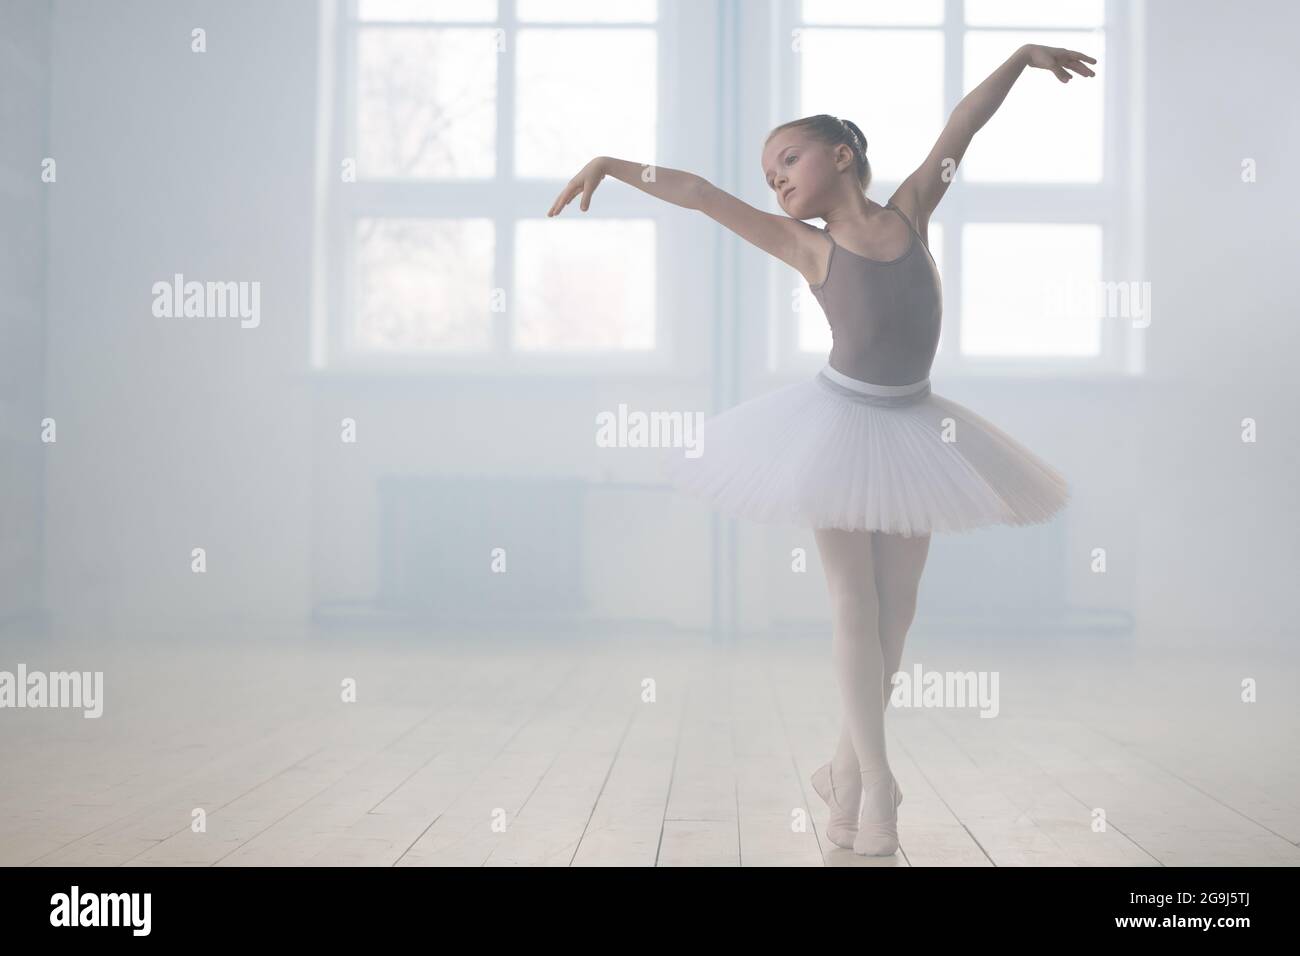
[547,157,607,217]
[548,178,580,217]
[1064,52,1097,78]
[1024,44,1098,83]
[547,182,575,217]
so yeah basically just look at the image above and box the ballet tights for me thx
[814,529,930,792]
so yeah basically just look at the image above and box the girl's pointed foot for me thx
[811,762,860,849]
[853,768,900,857]
[812,762,902,850]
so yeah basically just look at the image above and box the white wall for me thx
[0,0,50,628]
[44,0,314,639]
[1133,0,1300,643]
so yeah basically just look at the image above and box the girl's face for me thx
[762,130,842,220]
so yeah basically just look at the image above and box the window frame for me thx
[314,0,703,377]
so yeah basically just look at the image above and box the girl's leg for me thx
[874,530,933,707]
[813,528,888,775]
[830,530,932,782]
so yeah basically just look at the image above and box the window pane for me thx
[797,283,831,354]
[799,29,944,184]
[961,223,1102,357]
[965,0,1103,27]
[961,30,1104,182]
[798,224,944,353]
[358,0,496,20]
[517,0,657,22]
[515,220,655,350]
[516,29,656,178]
[354,218,494,351]
[357,28,496,178]
[802,0,943,26]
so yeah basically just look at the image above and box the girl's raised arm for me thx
[548,157,814,277]
[891,43,1097,226]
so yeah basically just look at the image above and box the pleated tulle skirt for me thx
[666,364,1071,537]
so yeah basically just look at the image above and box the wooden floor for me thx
[2,629,1297,866]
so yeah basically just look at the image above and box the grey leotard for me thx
[809,202,942,387]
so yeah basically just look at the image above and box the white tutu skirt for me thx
[667,364,1070,537]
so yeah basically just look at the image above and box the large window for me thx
[315,0,1141,379]
[318,0,674,371]
[774,0,1139,378]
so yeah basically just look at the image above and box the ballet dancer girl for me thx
[548,43,1093,857]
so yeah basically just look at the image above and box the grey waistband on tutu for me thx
[815,363,931,407]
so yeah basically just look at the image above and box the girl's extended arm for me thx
[893,43,1097,225]
[547,156,813,276]
[602,157,704,208]
[547,157,704,216]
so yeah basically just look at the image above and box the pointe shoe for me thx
[811,764,903,849]
[853,769,900,856]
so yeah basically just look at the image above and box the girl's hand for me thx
[547,157,608,217]
[1023,44,1097,83]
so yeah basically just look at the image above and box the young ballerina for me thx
[548,43,1094,857]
